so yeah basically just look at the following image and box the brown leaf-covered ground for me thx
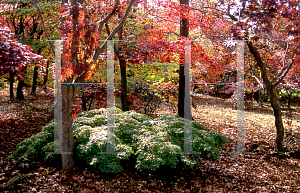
[1,86,300,192]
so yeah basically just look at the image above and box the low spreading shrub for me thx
[8,108,227,173]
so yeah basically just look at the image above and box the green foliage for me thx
[8,108,227,173]
[127,62,178,89]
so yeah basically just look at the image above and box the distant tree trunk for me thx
[31,64,39,95]
[17,77,25,100]
[81,92,87,111]
[247,41,285,152]
[287,91,293,109]
[117,26,129,112]
[9,72,14,98]
[178,0,189,118]
[43,60,50,87]
[105,21,129,111]
[120,58,129,111]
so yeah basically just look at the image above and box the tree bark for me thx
[17,68,26,100]
[59,0,74,170]
[16,78,25,100]
[247,41,285,151]
[117,26,129,111]
[31,64,38,95]
[9,72,14,98]
[43,60,50,88]
[120,58,129,111]
[61,84,76,169]
[178,0,189,118]
[105,21,129,111]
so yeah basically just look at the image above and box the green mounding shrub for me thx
[8,108,227,173]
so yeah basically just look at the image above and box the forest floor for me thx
[0,86,300,192]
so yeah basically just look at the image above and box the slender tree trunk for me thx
[247,41,285,151]
[43,60,50,87]
[31,64,39,95]
[81,92,87,111]
[106,20,129,111]
[120,58,129,111]
[178,0,189,118]
[9,72,14,98]
[287,91,292,109]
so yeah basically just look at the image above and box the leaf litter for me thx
[0,89,299,192]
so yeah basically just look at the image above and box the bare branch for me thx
[105,22,121,57]
[272,44,300,87]
[273,58,296,87]
[226,2,238,21]
[92,0,135,61]
[97,0,120,35]
[282,41,290,67]
[270,42,290,84]
[31,0,55,54]
[251,73,264,89]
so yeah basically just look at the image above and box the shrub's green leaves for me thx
[8,108,227,173]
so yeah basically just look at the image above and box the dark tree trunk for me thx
[178,60,185,118]
[287,91,292,109]
[31,64,39,95]
[178,0,189,118]
[9,72,14,98]
[247,41,284,152]
[120,58,129,111]
[81,92,87,111]
[17,78,25,100]
[106,21,129,111]
[43,60,50,87]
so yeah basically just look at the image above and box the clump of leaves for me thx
[8,108,227,173]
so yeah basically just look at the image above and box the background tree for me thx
[1,0,60,97]
[225,0,300,151]
[0,20,42,98]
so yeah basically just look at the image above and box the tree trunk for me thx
[43,60,50,87]
[9,72,14,98]
[31,64,39,95]
[106,20,129,112]
[268,88,284,151]
[178,0,189,118]
[287,91,292,109]
[81,92,87,111]
[120,58,129,111]
[61,84,76,169]
[17,77,25,100]
[247,41,285,151]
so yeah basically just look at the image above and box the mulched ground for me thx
[1,86,300,192]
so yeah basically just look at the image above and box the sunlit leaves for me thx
[59,3,99,82]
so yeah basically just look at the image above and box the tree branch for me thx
[97,0,120,35]
[31,0,48,39]
[273,57,296,87]
[251,73,264,89]
[92,0,135,61]
[105,22,121,57]
[226,2,238,21]
[271,44,300,87]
